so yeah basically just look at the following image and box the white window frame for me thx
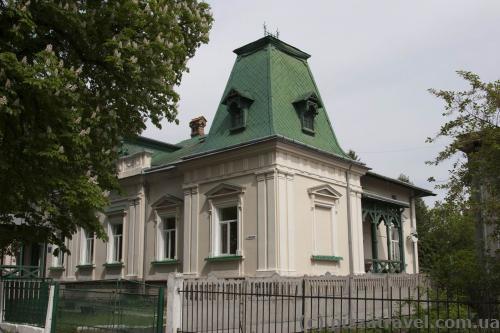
[157,212,178,260]
[206,184,245,258]
[107,218,124,263]
[308,185,342,257]
[218,205,239,256]
[51,236,65,268]
[80,229,95,265]
[312,203,337,256]
[209,200,242,257]
[390,225,400,261]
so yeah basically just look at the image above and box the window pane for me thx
[118,237,123,261]
[170,231,176,259]
[164,231,170,259]
[165,217,176,230]
[221,223,228,254]
[303,113,314,130]
[114,224,123,236]
[220,206,237,221]
[229,221,238,254]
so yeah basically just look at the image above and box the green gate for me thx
[2,279,50,327]
[52,280,164,333]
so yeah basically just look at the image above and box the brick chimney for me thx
[189,116,207,137]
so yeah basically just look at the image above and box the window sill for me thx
[103,262,124,268]
[76,264,95,269]
[49,266,65,271]
[205,255,243,263]
[302,127,315,135]
[151,259,180,266]
[311,255,343,262]
[229,125,246,132]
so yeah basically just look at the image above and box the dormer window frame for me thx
[222,89,254,133]
[294,92,322,136]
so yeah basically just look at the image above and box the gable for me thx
[308,185,342,200]
[151,195,183,210]
[206,183,245,199]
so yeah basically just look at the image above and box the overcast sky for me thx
[143,0,500,205]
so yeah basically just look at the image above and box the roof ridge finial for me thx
[263,22,280,39]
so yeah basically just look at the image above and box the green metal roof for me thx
[187,35,348,159]
[120,136,179,157]
[120,36,351,171]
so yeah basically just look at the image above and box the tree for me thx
[0,0,213,254]
[427,71,499,241]
[426,71,500,314]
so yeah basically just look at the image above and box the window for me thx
[314,205,334,255]
[294,93,321,135]
[109,223,123,263]
[52,250,64,267]
[52,237,65,268]
[219,206,238,255]
[161,216,176,260]
[222,89,253,132]
[81,230,94,265]
[390,226,400,261]
[301,102,318,133]
[206,183,244,258]
[302,110,315,132]
[229,102,245,130]
[308,185,342,259]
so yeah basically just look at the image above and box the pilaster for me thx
[350,191,365,275]
[182,186,198,276]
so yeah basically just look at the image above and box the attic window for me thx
[302,102,318,133]
[222,89,254,133]
[229,101,245,130]
[293,92,321,135]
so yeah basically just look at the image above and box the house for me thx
[44,35,434,281]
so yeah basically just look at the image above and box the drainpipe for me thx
[346,164,354,275]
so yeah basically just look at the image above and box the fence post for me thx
[166,273,183,333]
[0,280,4,323]
[301,278,305,330]
[44,283,59,333]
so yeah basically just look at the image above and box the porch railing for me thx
[0,265,41,279]
[365,259,404,273]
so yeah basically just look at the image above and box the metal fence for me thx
[178,274,500,332]
[53,280,165,333]
[1,279,50,327]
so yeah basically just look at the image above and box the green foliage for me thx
[425,71,500,314]
[0,0,213,253]
[427,71,499,236]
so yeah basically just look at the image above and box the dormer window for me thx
[222,88,254,133]
[294,92,322,135]
[229,101,245,129]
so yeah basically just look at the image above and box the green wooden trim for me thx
[371,222,378,260]
[151,259,180,265]
[205,255,243,262]
[48,266,65,271]
[311,255,343,262]
[399,223,406,272]
[76,264,95,269]
[103,262,124,268]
